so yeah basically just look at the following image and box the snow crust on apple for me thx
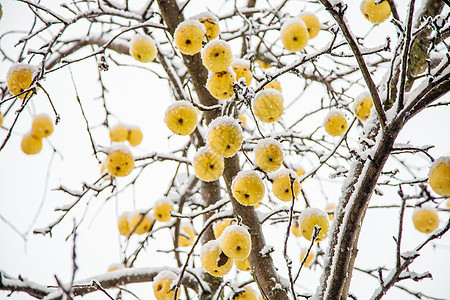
[254,88,284,101]
[165,100,196,113]
[119,211,132,219]
[201,239,220,257]
[191,11,219,23]
[194,145,213,159]
[299,207,328,224]
[7,63,38,79]
[253,137,282,154]
[174,19,206,34]
[130,34,154,45]
[219,224,250,241]
[412,206,437,217]
[154,270,177,282]
[231,170,262,189]
[106,142,133,155]
[429,156,450,176]
[280,17,307,34]
[269,168,299,181]
[322,109,346,126]
[202,39,232,54]
[353,91,371,110]
[231,59,251,69]
[154,198,173,206]
[207,115,241,132]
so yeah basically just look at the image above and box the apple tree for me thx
[0,0,450,299]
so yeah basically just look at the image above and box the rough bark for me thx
[223,156,290,300]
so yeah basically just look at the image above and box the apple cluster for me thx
[21,115,54,155]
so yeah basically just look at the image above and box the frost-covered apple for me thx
[271,169,301,202]
[164,100,198,136]
[300,249,314,267]
[361,0,391,24]
[213,218,236,239]
[220,224,252,260]
[231,59,252,87]
[7,63,38,99]
[153,199,174,222]
[201,239,233,277]
[324,109,348,137]
[233,286,258,300]
[299,207,329,241]
[263,79,282,93]
[195,12,220,40]
[174,20,206,55]
[206,116,243,158]
[129,35,157,63]
[291,220,302,237]
[234,257,251,272]
[105,145,135,177]
[254,138,283,173]
[281,17,309,52]
[31,115,54,139]
[428,156,450,196]
[253,89,284,123]
[232,170,265,206]
[117,212,131,236]
[207,68,236,100]
[202,40,233,73]
[129,211,154,235]
[237,114,247,127]
[300,13,321,39]
[193,146,224,182]
[178,222,196,247]
[412,207,439,234]
[153,270,180,300]
[353,92,373,121]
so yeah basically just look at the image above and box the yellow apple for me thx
[31,115,54,138]
[153,270,180,300]
[201,240,233,277]
[220,224,252,260]
[412,208,439,234]
[206,116,243,158]
[109,124,128,143]
[213,218,236,239]
[153,199,174,222]
[232,170,265,206]
[428,156,450,196]
[254,138,283,173]
[105,145,135,177]
[324,110,348,136]
[361,0,391,24]
[299,207,329,241]
[129,35,158,63]
[281,18,309,52]
[207,69,236,100]
[164,101,198,136]
[202,40,233,72]
[354,92,373,121]
[271,169,301,202]
[127,127,143,146]
[300,13,321,39]
[21,134,42,155]
[253,89,284,123]
[174,20,206,55]
[231,59,252,87]
[193,146,224,182]
[7,63,38,99]
[195,12,220,40]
